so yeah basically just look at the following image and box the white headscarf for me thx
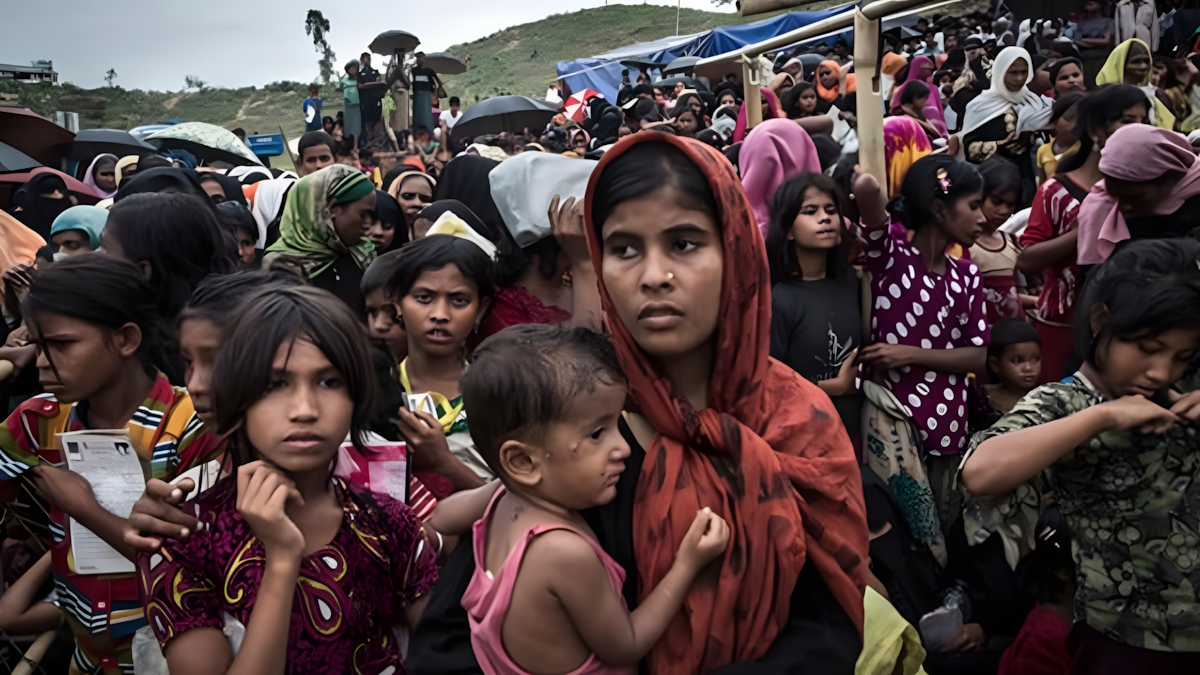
[488,151,595,247]
[960,46,1045,137]
[249,178,295,248]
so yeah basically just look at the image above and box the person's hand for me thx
[236,461,305,558]
[850,170,881,201]
[549,194,590,269]
[123,478,200,551]
[1097,395,1178,434]
[0,344,35,382]
[823,348,860,397]
[858,344,918,371]
[1167,389,1200,423]
[943,623,986,652]
[3,325,29,348]
[394,407,456,472]
[675,507,730,575]
[28,465,96,517]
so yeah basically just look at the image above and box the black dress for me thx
[407,419,862,675]
[310,254,366,317]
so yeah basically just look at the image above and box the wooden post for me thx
[12,630,58,675]
[742,54,763,131]
[854,7,885,188]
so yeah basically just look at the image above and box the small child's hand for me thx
[676,507,730,574]
[236,461,305,559]
[1097,395,1178,434]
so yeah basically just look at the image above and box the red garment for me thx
[584,133,868,673]
[999,604,1072,675]
[1021,176,1084,384]
[471,284,571,350]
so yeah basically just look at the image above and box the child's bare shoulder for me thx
[522,528,607,574]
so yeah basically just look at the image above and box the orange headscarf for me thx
[584,133,868,672]
[816,60,857,102]
[881,52,908,77]
[0,210,44,295]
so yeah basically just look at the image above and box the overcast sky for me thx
[1,1,737,91]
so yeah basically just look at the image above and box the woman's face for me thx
[676,112,698,135]
[332,124,344,141]
[396,177,433,226]
[919,63,935,80]
[245,338,352,475]
[365,216,395,251]
[573,133,588,149]
[51,230,93,257]
[1105,174,1181,218]
[399,264,490,359]
[329,190,377,246]
[1152,61,1168,88]
[910,94,930,112]
[201,179,227,205]
[1095,327,1200,398]
[819,67,838,90]
[938,190,986,247]
[799,89,817,114]
[674,82,685,96]
[94,160,117,193]
[1053,63,1086,95]
[1003,59,1029,93]
[655,89,666,103]
[718,92,736,107]
[1054,105,1079,142]
[235,227,256,265]
[1092,103,1149,148]
[179,317,222,426]
[600,185,724,363]
[790,187,840,251]
[30,311,136,404]
[1125,48,1151,85]
[981,189,1018,229]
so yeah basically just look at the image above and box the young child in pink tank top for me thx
[432,324,729,675]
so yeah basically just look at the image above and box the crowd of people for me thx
[1,2,1200,674]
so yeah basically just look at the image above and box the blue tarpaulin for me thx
[555,3,857,102]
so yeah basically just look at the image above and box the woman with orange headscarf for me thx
[814,60,857,116]
[580,132,869,672]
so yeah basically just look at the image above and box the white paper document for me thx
[59,430,143,575]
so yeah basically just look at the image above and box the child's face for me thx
[30,311,138,404]
[981,190,1018,229]
[990,341,1041,391]
[365,216,395,251]
[245,338,352,475]
[790,187,841,251]
[1097,328,1200,398]
[529,380,630,509]
[399,265,490,360]
[234,227,256,266]
[300,144,335,176]
[179,317,223,427]
[799,89,817,113]
[364,287,407,360]
[51,230,93,257]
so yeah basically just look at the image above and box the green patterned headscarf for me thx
[264,164,376,278]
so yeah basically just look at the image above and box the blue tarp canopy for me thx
[556,3,857,102]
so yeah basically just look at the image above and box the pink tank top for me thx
[461,486,634,675]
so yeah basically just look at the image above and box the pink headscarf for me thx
[889,56,947,137]
[733,87,785,143]
[81,153,119,199]
[738,118,821,237]
[1078,124,1200,264]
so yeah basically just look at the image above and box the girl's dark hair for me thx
[900,79,931,106]
[178,269,303,333]
[891,155,983,231]
[21,254,176,381]
[1050,90,1085,123]
[215,201,258,240]
[591,138,717,236]
[766,173,848,285]
[780,82,815,118]
[1074,238,1200,377]
[383,234,496,302]
[494,237,562,289]
[212,285,377,465]
[360,249,405,295]
[106,193,240,320]
[1056,84,1150,174]
[978,157,1022,199]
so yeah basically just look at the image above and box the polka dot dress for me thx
[861,219,989,455]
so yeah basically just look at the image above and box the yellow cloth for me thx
[398,359,464,434]
[855,587,928,675]
[1037,138,1081,181]
[426,210,497,258]
[1096,39,1175,130]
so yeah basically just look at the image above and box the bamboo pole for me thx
[12,630,58,675]
[742,54,764,131]
[854,7,886,188]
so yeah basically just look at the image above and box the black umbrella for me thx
[370,30,420,56]
[651,75,696,91]
[423,52,466,75]
[451,96,559,143]
[663,56,702,76]
[0,141,41,172]
[71,128,156,159]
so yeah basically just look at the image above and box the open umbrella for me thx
[370,30,420,56]
[423,52,466,75]
[663,56,702,76]
[564,89,603,123]
[145,122,263,167]
[0,142,41,172]
[450,96,559,143]
[651,75,696,91]
[0,108,74,167]
[129,123,177,142]
[71,129,156,159]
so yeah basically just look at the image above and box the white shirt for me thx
[440,109,463,129]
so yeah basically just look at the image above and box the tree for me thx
[306,9,337,85]
[104,68,117,87]
[184,75,207,91]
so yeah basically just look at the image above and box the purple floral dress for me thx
[861,218,990,455]
[137,476,437,674]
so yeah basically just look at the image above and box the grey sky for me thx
[1,1,733,91]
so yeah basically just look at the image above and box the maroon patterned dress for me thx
[137,476,437,674]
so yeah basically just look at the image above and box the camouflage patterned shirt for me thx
[970,373,1200,651]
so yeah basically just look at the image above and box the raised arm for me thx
[0,552,61,635]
